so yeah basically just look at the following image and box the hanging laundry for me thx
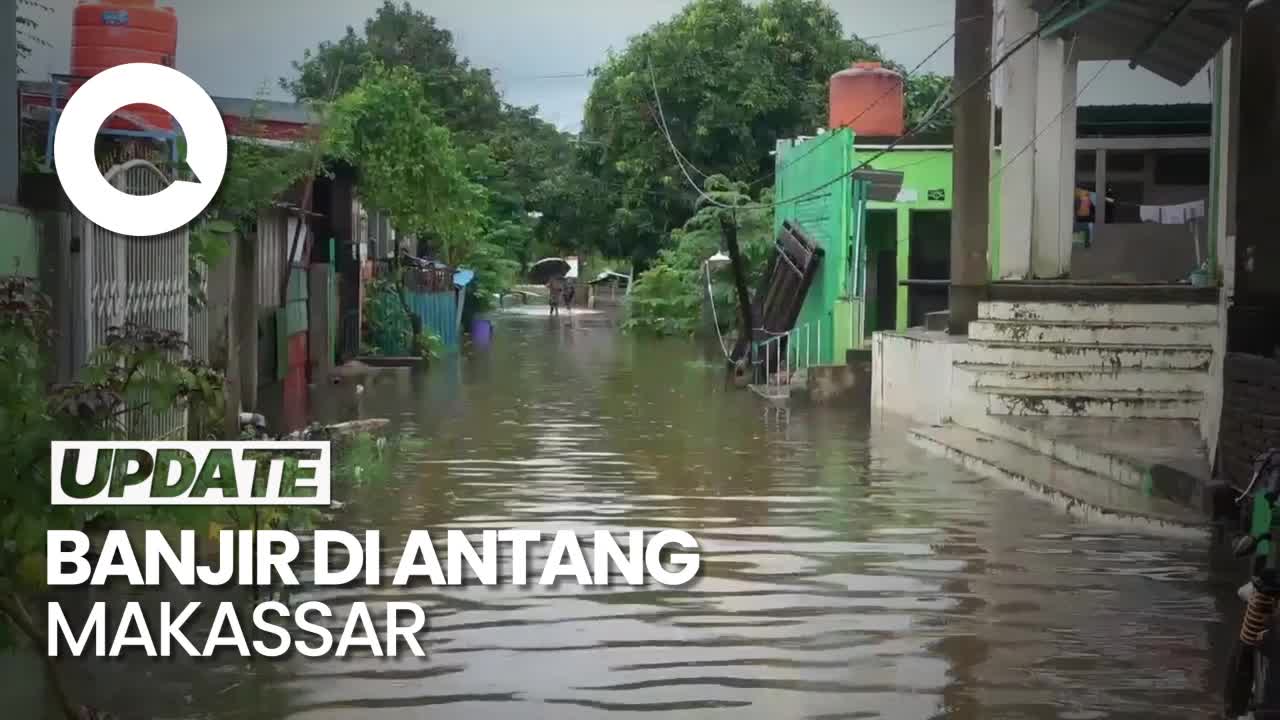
[1138,199,1206,224]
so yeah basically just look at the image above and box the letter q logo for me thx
[54,64,228,237]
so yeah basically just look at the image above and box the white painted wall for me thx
[871,330,965,425]
[1201,35,1242,466]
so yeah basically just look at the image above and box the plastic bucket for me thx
[471,319,493,346]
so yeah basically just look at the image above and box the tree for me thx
[324,64,483,261]
[282,1,503,146]
[283,1,593,288]
[582,0,905,268]
[624,176,774,336]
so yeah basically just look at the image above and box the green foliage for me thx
[284,1,591,279]
[623,177,773,336]
[0,279,226,643]
[282,1,504,145]
[582,0,955,267]
[362,275,415,356]
[325,64,484,260]
[582,0,857,266]
[188,97,321,309]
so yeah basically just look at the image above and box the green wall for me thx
[863,148,1003,330]
[771,138,1008,357]
[773,130,855,365]
[0,205,39,279]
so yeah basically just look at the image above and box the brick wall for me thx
[1220,352,1280,488]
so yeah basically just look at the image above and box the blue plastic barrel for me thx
[471,319,493,346]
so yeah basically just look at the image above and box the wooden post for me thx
[308,263,334,381]
[209,236,240,437]
[235,231,259,413]
[721,215,755,361]
[948,0,994,334]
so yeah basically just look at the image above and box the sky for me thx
[21,0,1212,132]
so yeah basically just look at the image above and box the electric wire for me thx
[650,0,1074,212]
[989,57,1109,184]
[746,29,958,189]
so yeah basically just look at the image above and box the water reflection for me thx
[60,310,1239,719]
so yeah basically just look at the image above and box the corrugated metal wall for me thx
[405,289,460,349]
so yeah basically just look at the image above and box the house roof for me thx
[1031,0,1250,86]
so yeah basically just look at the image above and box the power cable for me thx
[746,29,958,189]
[652,0,1074,212]
[990,57,1107,184]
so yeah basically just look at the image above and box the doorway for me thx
[907,210,951,328]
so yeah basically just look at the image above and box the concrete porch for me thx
[872,286,1220,537]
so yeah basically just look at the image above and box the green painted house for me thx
[772,129,999,367]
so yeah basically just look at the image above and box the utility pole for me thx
[948,0,994,335]
[1,0,19,205]
[721,214,755,366]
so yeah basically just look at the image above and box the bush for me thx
[623,178,773,337]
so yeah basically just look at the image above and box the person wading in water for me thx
[562,279,576,313]
[547,275,565,316]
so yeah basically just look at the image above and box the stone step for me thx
[981,387,1203,419]
[954,363,1208,393]
[958,341,1212,370]
[978,300,1218,325]
[906,424,1206,538]
[968,319,1216,347]
[962,415,1208,506]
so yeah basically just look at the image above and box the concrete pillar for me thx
[995,0,1039,279]
[0,0,18,206]
[235,231,259,413]
[1031,36,1078,278]
[947,0,994,334]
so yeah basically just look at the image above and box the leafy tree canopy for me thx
[582,0,950,267]
[283,1,591,273]
[324,64,484,258]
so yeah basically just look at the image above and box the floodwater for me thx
[48,309,1243,719]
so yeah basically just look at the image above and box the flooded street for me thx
[72,310,1240,719]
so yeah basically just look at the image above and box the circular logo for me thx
[53,64,228,237]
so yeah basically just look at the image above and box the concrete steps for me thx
[969,319,1216,347]
[955,363,1207,394]
[962,415,1207,506]
[957,341,1213,370]
[979,300,1219,325]
[982,387,1202,419]
[907,424,1207,538]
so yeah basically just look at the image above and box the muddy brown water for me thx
[37,309,1244,719]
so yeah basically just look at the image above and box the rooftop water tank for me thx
[829,61,905,138]
[70,0,178,132]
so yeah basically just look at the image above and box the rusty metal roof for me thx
[1031,0,1250,86]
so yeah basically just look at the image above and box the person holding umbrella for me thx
[530,257,572,317]
[547,274,564,316]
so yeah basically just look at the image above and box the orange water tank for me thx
[828,61,905,137]
[69,0,178,132]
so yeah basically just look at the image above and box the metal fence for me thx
[753,310,832,400]
[75,160,190,438]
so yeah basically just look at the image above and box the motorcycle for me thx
[1225,449,1280,718]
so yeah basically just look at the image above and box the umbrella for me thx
[529,257,571,284]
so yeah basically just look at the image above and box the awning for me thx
[1031,0,1250,86]
[851,169,906,202]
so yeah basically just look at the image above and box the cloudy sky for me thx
[21,0,1211,131]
